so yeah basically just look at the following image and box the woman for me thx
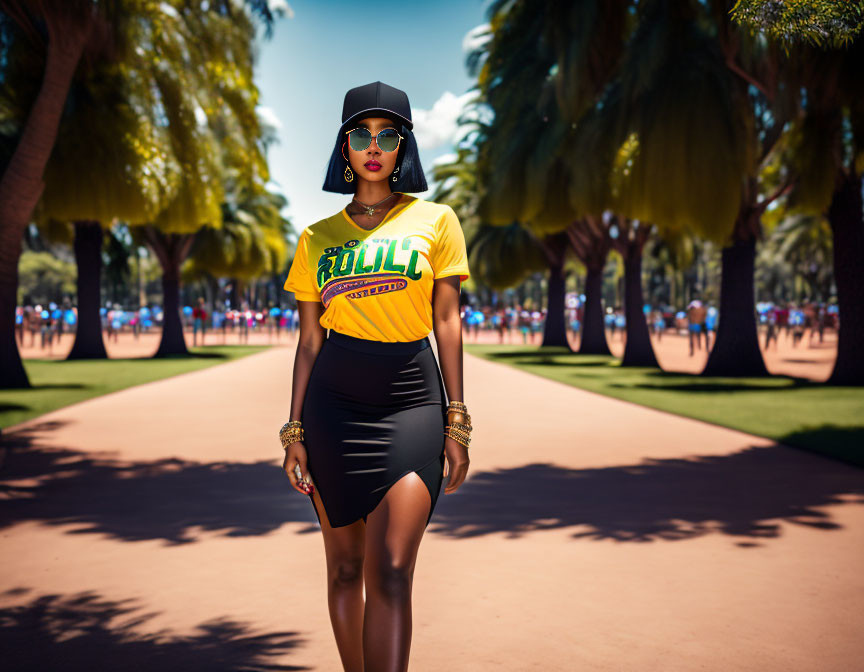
[280,81,473,672]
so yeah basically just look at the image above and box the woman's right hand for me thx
[283,442,314,495]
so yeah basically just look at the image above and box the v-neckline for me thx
[340,193,417,234]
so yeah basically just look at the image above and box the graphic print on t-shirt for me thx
[318,236,424,308]
[282,194,471,342]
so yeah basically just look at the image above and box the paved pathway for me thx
[1,340,862,670]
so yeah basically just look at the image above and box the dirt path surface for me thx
[2,339,862,670]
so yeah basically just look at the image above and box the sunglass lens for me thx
[348,128,372,151]
[377,129,400,152]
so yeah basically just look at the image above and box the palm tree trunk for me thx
[579,265,611,355]
[67,220,108,359]
[542,261,570,347]
[827,170,864,385]
[565,219,612,356]
[540,232,572,348]
[144,227,195,357]
[611,220,659,368]
[621,253,659,367]
[0,21,88,388]
[702,229,769,377]
[156,261,186,356]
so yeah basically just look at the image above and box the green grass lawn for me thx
[464,344,864,469]
[0,345,272,430]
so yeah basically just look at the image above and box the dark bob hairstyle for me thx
[322,113,428,194]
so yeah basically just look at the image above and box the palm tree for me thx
[186,185,291,307]
[732,1,864,384]
[0,0,277,386]
[468,0,581,349]
[730,0,863,47]
[465,221,548,292]
[761,213,833,303]
[611,0,798,377]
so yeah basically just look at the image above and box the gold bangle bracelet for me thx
[279,420,304,449]
[443,427,471,448]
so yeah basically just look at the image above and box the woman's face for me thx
[345,116,401,185]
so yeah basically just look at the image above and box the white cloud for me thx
[267,0,294,18]
[411,90,476,150]
[257,105,283,130]
[431,152,458,166]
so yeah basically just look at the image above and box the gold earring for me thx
[391,165,400,183]
[344,165,354,182]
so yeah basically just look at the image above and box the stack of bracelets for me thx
[279,420,304,450]
[280,403,472,451]
[443,400,472,449]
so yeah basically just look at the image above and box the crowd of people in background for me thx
[15,296,836,355]
[458,297,836,356]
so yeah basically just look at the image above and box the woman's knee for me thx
[328,555,364,588]
[369,558,414,603]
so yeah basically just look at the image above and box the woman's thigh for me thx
[310,487,366,578]
[363,471,432,587]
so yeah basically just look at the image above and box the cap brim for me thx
[341,108,413,132]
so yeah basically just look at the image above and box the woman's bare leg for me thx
[310,487,366,672]
[362,471,433,672]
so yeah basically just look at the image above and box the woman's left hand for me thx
[443,437,469,494]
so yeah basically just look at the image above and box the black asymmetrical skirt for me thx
[301,329,448,529]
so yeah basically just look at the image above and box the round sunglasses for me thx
[345,126,404,153]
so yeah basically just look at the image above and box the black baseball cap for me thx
[340,81,413,132]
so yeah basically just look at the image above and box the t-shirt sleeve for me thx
[283,228,321,301]
[430,205,471,283]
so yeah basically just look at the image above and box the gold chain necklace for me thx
[351,192,399,217]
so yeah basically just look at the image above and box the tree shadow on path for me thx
[0,588,309,671]
[431,442,864,543]
[2,425,862,545]
[0,424,318,545]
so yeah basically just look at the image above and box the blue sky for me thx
[253,0,491,239]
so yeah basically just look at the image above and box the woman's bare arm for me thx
[283,300,325,494]
[432,275,470,493]
[290,300,326,421]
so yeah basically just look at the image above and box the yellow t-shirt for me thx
[282,193,471,342]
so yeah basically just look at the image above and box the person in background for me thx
[16,306,27,346]
[494,307,507,343]
[40,308,53,351]
[816,302,827,344]
[764,305,778,351]
[51,303,64,344]
[686,299,707,356]
[269,305,282,341]
[192,297,207,346]
[26,305,39,347]
[239,301,250,344]
[130,308,140,340]
[652,308,665,341]
[530,309,543,344]
[614,309,626,341]
[607,307,618,341]
[789,303,805,347]
[103,305,113,342]
[109,304,122,343]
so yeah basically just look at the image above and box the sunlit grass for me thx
[465,344,864,468]
[1,345,272,430]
